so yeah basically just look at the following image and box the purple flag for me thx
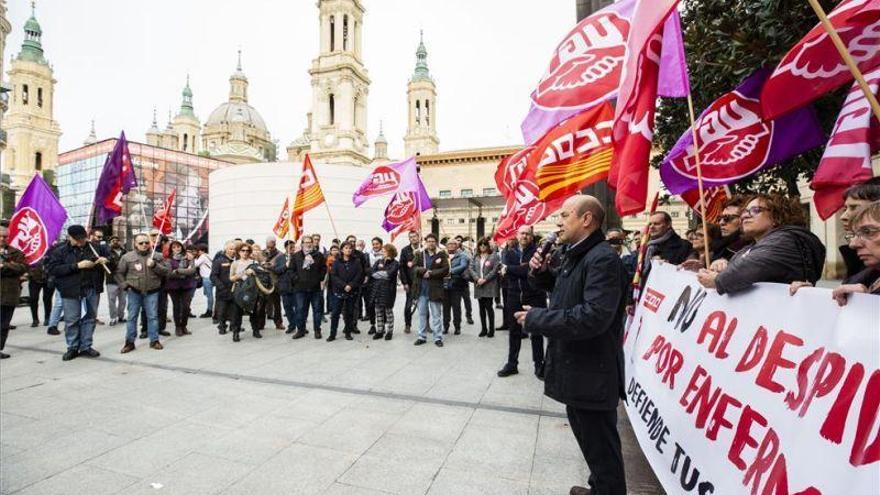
[660,68,825,194]
[94,131,137,224]
[657,11,690,98]
[380,157,432,235]
[8,174,68,265]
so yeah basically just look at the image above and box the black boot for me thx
[384,330,393,341]
[479,329,488,337]
[327,328,337,342]
[292,330,306,339]
[488,329,495,338]
[454,327,461,335]
[253,329,263,339]
[372,330,385,340]
[314,329,322,339]
[219,327,227,335]
[368,326,376,335]
[344,331,353,341]
[232,330,240,342]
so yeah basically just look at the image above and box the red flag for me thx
[272,197,291,239]
[534,102,614,202]
[152,188,176,235]
[812,66,880,218]
[681,186,730,223]
[761,0,880,120]
[494,147,534,201]
[291,155,326,241]
[609,0,680,217]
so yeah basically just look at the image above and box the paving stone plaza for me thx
[0,296,663,494]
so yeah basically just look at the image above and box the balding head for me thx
[557,195,604,244]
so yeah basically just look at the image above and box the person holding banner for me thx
[45,225,109,361]
[0,225,28,359]
[116,234,171,352]
[518,195,628,495]
[698,194,826,295]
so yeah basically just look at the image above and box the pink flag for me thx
[380,158,432,239]
[609,0,681,216]
[352,157,417,207]
[657,11,690,98]
[812,66,880,219]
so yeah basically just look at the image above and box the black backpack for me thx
[233,263,275,314]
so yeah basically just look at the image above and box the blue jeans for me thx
[126,291,159,343]
[62,288,98,352]
[295,290,324,333]
[417,295,443,342]
[201,276,214,312]
[281,292,297,329]
[48,288,63,327]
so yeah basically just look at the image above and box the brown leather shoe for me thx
[150,341,164,350]
[120,342,135,354]
[569,487,591,495]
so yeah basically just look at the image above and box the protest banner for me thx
[623,262,879,495]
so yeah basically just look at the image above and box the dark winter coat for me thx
[411,249,449,302]
[526,230,627,411]
[399,244,418,287]
[715,226,826,296]
[45,242,106,299]
[164,256,197,291]
[330,256,363,299]
[106,246,127,284]
[370,258,399,307]
[0,246,27,307]
[501,242,546,306]
[647,230,692,265]
[210,252,236,301]
[272,254,297,294]
[292,250,326,292]
[712,231,751,262]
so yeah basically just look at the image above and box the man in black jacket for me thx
[497,225,547,379]
[45,225,109,361]
[261,237,286,330]
[520,196,627,495]
[273,240,298,334]
[211,241,237,335]
[292,236,326,339]
[398,231,420,333]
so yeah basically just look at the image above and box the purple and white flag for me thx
[8,174,68,265]
[660,68,825,194]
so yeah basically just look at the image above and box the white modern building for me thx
[208,161,389,252]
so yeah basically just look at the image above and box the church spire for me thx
[179,74,195,118]
[84,119,97,145]
[19,0,46,64]
[412,30,431,82]
[149,107,159,132]
[229,48,249,103]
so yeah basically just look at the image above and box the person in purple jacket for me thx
[164,240,197,337]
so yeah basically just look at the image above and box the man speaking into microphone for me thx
[516,195,628,495]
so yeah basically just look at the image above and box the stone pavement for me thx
[0,294,664,495]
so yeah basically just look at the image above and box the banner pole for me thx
[805,0,880,177]
[323,200,340,242]
[686,94,713,268]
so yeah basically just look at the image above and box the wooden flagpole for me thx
[686,94,713,269]
[805,0,880,176]
[323,200,340,242]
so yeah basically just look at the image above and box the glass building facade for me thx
[57,138,232,244]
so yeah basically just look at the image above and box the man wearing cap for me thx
[45,225,108,361]
[116,233,170,352]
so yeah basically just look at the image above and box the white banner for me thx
[623,262,880,495]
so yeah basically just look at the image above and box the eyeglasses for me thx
[844,226,880,242]
[718,215,739,224]
[741,206,769,218]
[240,249,251,253]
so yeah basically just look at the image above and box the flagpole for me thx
[805,0,880,177]
[686,94,712,269]
[323,200,340,242]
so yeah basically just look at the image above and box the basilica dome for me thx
[205,101,267,132]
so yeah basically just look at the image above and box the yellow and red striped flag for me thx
[291,155,326,241]
[272,197,291,239]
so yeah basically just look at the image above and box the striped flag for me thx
[272,197,291,239]
[291,155,326,241]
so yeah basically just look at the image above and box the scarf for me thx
[644,229,673,262]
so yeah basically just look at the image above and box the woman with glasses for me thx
[791,201,880,304]
[228,243,259,342]
[697,194,826,295]
[683,223,722,268]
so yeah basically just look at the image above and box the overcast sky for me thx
[5,0,575,159]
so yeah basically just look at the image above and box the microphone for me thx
[531,232,558,275]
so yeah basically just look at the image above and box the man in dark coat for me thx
[261,237,286,330]
[273,240,298,334]
[210,241,237,335]
[1,225,28,359]
[45,225,109,361]
[398,230,420,333]
[292,236,326,339]
[411,233,449,347]
[520,196,628,495]
[498,225,547,379]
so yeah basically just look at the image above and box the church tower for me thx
[373,121,388,161]
[171,76,200,153]
[307,0,371,166]
[4,2,61,190]
[404,31,439,157]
